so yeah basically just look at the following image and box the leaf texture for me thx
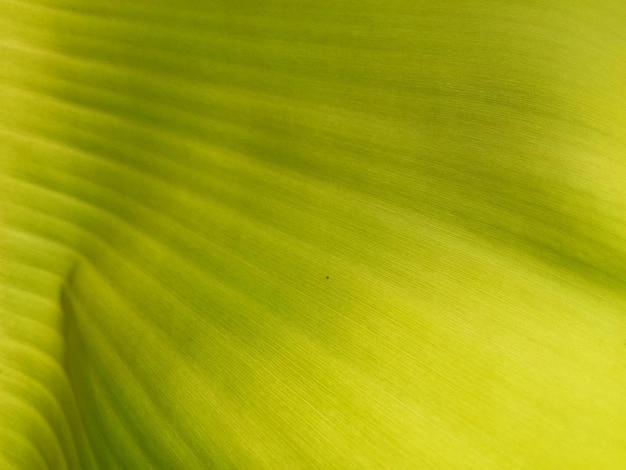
[1,0,626,468]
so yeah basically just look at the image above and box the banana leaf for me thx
[1,0,626,468]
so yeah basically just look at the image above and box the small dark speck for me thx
[326,276,330,279]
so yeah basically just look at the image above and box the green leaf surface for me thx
[2,0,626,468]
